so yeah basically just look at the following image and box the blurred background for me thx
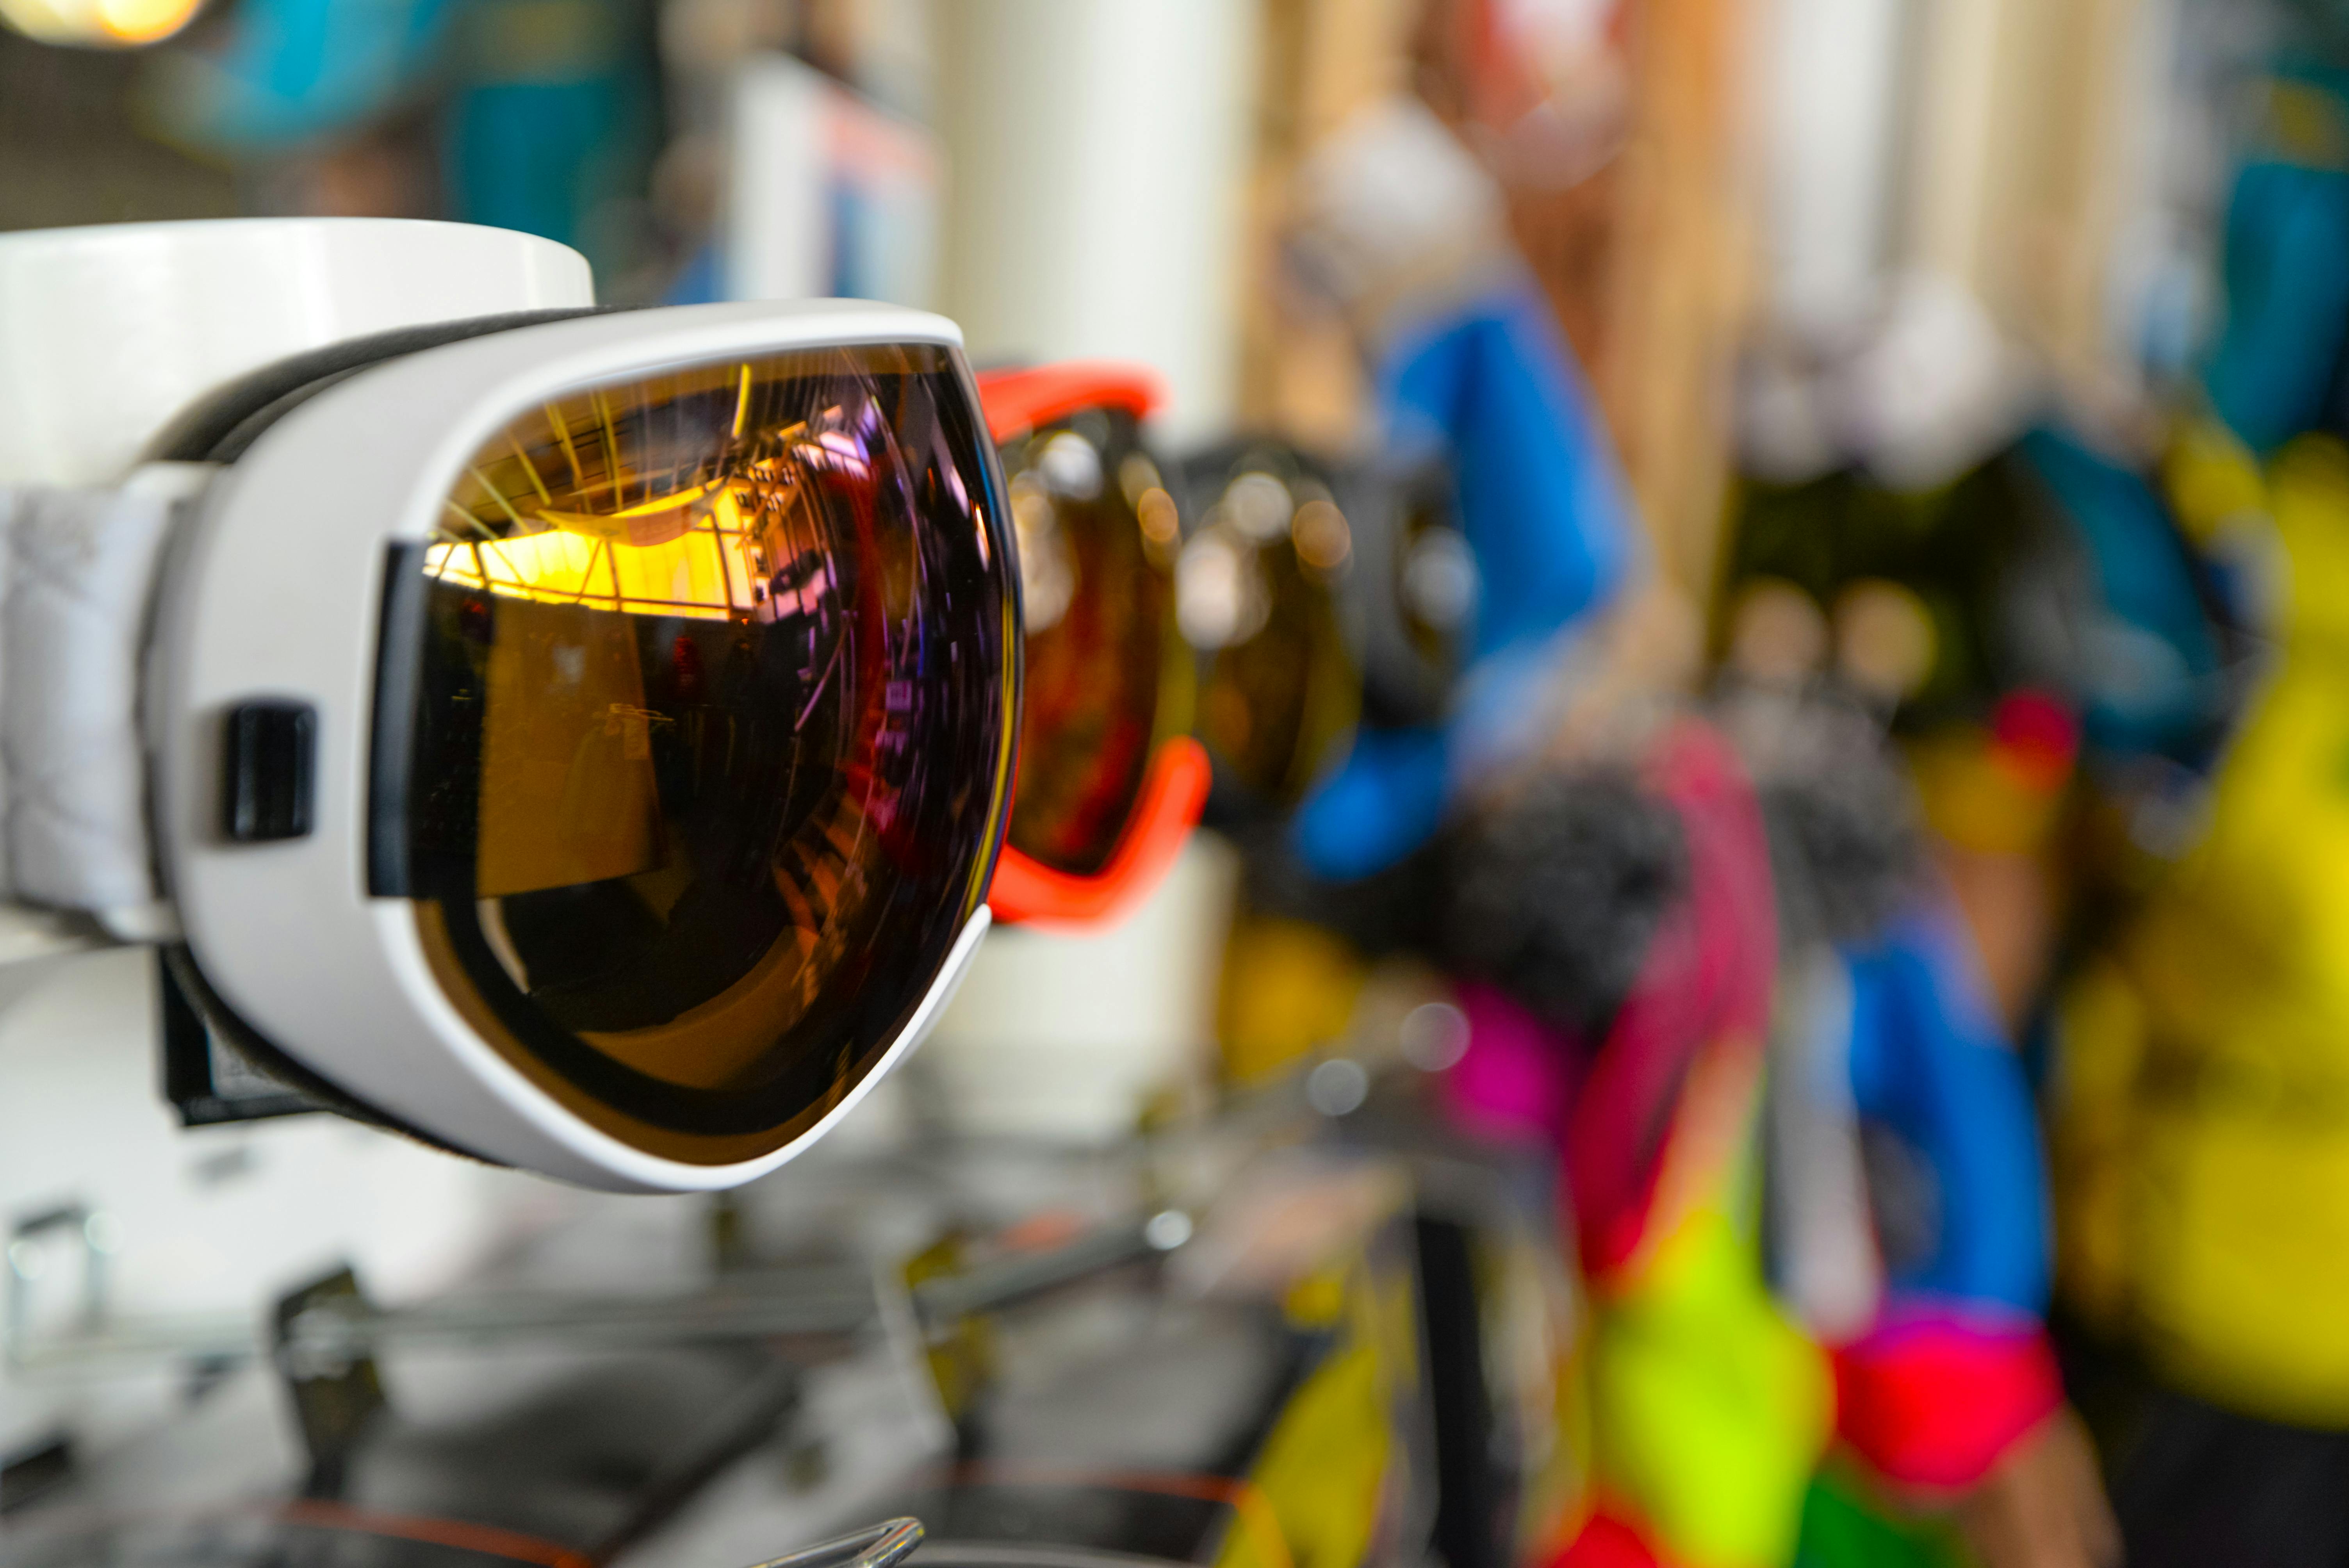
[2,0,2341,1566]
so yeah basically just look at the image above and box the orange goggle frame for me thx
[977,362,1210,928]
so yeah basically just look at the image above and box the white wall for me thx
[916,2,1261,1137]
[1755,0,1916,336]
[916,836,1239,1143]
[932,0,1262,446]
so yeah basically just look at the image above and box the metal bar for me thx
[7,1202,1196,1378]
[9,1270,877,1375]
[743,1517,925,1568]
[911,1210,1191,1327]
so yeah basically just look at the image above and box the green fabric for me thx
[1792,1473,1966,1568]
[1590,1207,1833,1568]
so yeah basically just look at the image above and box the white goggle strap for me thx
[0,483,181,945]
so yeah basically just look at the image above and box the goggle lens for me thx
[384,342,1014,1163]
[1000,408,1186,876]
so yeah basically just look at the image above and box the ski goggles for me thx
[975,363,1207,926]
[1353,445,1473,731]
[1176,442,1362,814]
[5,301,1017,1191]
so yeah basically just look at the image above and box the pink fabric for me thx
[1440,720,1779,1283]
[1448,982,1575,1144]
[1568,721,1779,1278]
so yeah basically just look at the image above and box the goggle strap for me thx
[0,481,184,940]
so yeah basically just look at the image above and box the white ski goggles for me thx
[0,301,1018,1191]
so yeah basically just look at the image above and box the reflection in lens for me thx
[1176,531,1265,650]
[1136,486,1182,559]
[999,409,1187,877]
[1225,472,1295,542]
[1037,429,1105,498]
[392,342,1013,1164]
[1012,474,1078,633]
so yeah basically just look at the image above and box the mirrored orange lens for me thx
[1000,407,1190,877]
[385,342,1015,1164]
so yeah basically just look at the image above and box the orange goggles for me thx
[976,363,1209,927]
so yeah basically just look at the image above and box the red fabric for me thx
[1552,1508,1667,1568]
[1988,688,2080,791]
[1833,1316,2064,1492]
[1569,720,1779,1278]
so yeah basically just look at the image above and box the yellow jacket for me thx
[2058,434,2349,1422]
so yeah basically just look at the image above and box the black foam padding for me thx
[1439,770,1689,1040]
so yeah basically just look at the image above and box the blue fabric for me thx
[1381,282,1635,661]
[1843,905,2051,1315]
[2016,426,2223,761]
[153,0,457,148]
[2205,157,2349,453]
[446,73,649,257]
[1290,725,1451,883]
[665,243,727,307]
[1292,281,1635,880]
[156,0,655,280]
